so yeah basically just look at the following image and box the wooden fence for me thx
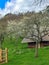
[0,48,8,63]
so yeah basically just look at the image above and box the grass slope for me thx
[0,38,49,65]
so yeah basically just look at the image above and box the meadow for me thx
[1,37,49,65]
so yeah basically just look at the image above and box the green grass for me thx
[0,37,49,65]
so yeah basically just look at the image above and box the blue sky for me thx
[0,0,49,17]
[0,0,10,9]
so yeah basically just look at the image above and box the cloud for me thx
[0,0,49,17]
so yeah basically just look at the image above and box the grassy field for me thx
[0,37,49,65]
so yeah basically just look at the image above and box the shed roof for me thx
[21,38,34,43]
[22,34,49,43]
[42,34,49,41]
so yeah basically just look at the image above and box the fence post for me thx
[0,49,2,62]
[5,48,8,63]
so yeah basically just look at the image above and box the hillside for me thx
[0,13,24,34]
[0,6,49,35]
[0,12,34,34]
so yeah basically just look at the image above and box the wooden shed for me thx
[21,34,49,48]
[41,34,49,47]
[21,38,39,48]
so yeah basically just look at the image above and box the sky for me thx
[0,0,49,17]
[0,0,10,9]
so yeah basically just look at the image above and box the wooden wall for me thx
[28,41,49,48]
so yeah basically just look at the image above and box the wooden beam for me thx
[5,48,8,63]
[0,49,2,62]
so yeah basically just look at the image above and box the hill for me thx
[0,6,49,35]
[0,13,24,34]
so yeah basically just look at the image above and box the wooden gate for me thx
[0,48,8,63]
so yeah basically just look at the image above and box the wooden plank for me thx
[5,48,8,63]
[0,49,2,62]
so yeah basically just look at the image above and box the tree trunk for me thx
[35,42,38,57]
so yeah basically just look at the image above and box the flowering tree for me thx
[16,13,49,57]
